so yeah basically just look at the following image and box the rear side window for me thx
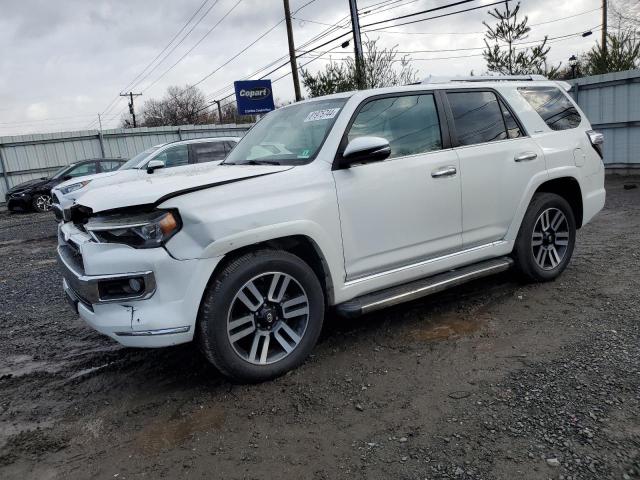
[347,94,442,159]
[192,142,227,163]
[519,86,581,131]
[100,160,123,172]
[499,98,523,139]
[447,91,508,146]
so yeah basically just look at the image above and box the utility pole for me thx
[120,92,142,128]
[283,0,302,101]
[348,0,365,89]
[213,100,224,124]
[97,113,106,158]
[602,0,608,60]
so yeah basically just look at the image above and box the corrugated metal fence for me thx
[0,124,251,205]
[568,69,640,171]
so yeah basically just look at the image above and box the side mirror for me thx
[146,160,165,174]
[340,136,391,168]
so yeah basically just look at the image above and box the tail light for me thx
[586,130,604,159]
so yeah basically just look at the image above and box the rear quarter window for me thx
[518,86,582,131]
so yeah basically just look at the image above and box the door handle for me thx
[514,152,538,162]
[431,166,457,178]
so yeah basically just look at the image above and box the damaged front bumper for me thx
[57,221,221,348]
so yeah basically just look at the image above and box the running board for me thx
[336,257,513,317]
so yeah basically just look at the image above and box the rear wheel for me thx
[32,193,53,213]
[198,250,324,383]
[513,193,576,282]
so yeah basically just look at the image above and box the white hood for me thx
[74,164,293,213]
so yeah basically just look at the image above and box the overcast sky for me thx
[0,0,604,136]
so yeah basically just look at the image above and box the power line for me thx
[121,0,211,93]
[360,0,477,29]
[95,0,220,122]
[126,0,224,93]
[141,0,243,93]
[362,0,509,32]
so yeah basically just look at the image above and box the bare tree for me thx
[609,0,640,31]
[139,85,215,127]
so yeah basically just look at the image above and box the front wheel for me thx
[198,250,325,383]
[32,193,53,213]
[513,192,576,282]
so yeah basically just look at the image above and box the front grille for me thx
[58,244,85,276]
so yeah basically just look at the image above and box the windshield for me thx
[51,164,74,179]
[119,146,162,170]
[223,98,347,166]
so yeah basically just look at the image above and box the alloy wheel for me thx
[226,272,310,365]
[35,194,53,212]
[531,207,570,270]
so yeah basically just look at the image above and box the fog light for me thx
[128,278,143,293]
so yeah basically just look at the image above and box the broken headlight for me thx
[85,209,181,248]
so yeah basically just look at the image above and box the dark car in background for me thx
[5,158,124,213]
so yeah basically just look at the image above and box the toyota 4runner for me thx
[56,76,606,382]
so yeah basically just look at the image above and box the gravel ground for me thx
[0,175,638,480]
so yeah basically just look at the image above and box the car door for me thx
[444,90,545,248]
[190,141,228,165]
[333,92,463,281]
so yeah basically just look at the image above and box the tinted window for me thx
[448,91,508,146]
[499,98,523,138]
[100,160,123,172]
[519,87,581,131]
[67,162,98,177]
[192,142,227,163]
[347,94,442,159]
[153,145,189,168]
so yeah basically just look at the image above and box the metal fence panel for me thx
[568,69,640,169]
[0,124,251,204]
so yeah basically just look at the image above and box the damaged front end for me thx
[55,206,219,348]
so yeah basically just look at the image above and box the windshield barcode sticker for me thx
[304,108,341,122]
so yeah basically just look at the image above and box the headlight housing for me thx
[59,180,91,195]
[85,209,181,248]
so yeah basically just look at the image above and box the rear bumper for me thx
[582,167,606,226]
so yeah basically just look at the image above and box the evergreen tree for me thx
[483,2,559,77]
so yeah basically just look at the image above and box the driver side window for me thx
[152,145,189,168]
[347,94,443,159]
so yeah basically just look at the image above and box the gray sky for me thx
[0,0,603,136]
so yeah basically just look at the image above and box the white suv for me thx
[55,76,605,382]
[52,136,240,210]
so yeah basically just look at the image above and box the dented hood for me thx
[73,164,293,213]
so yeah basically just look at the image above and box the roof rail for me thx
[422,74,548,84]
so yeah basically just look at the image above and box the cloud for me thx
[0,0,603,136]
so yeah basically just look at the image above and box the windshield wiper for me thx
[225,159,281,166]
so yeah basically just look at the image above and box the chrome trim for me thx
[344,240,508,286]
[360,258,513,314]
[115,326,190,337]
[431,165,457,178]
[57,246,156,304]
[514,152,538,162]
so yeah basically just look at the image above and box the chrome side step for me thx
[336,257,513,317]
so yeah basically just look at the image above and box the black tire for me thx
[198,249,325,383]
[513,192,576,282]
[31,193,53,213]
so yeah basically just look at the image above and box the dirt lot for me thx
[0,175,638,480]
